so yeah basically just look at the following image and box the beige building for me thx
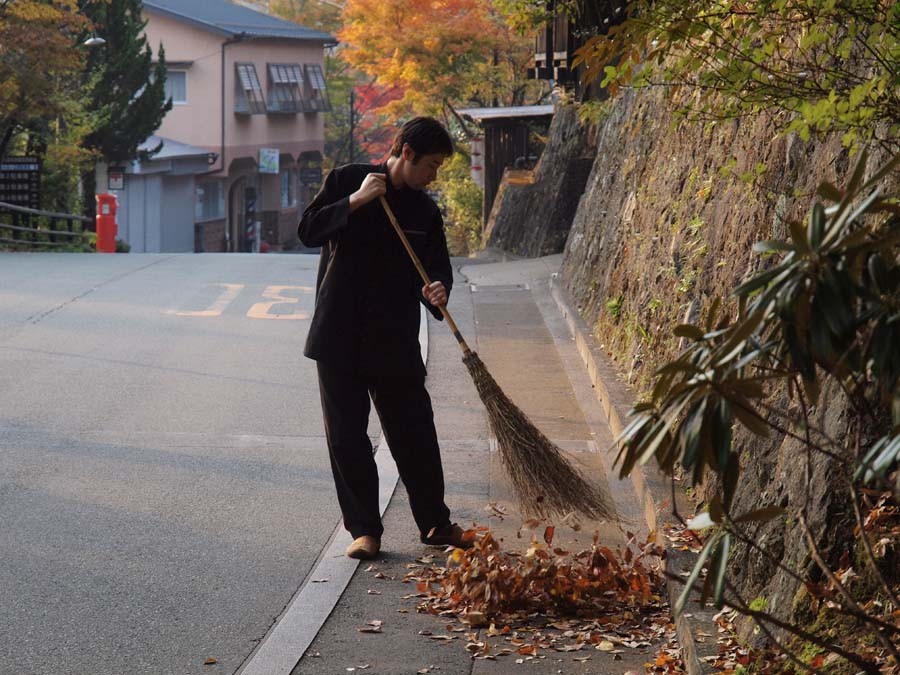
[100,0,333,252]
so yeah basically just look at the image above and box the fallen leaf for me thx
[203,658,217,665]
[554,643,583,652]
[543,525,555,546]
[367,589,381,595]
[573,655,591,662]
[596,640,615,651]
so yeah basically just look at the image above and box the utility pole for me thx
[348,88,355,164]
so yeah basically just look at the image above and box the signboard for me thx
[0,156,40,208]
[108,166,125,191]
[299,167,322,184]
[258,148,279,174]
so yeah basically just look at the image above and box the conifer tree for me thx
[80,0,171,162]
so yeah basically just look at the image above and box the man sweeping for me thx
[298,117,472,560]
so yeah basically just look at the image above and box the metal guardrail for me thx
[0,201,94,250]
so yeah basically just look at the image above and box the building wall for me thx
[224,39,326,155]
[142,12,222,150]
[140,10,327,252]
[143,11,327,169]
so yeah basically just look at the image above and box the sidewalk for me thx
[283,254,685,675]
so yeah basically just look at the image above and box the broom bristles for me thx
[463,351,617,522]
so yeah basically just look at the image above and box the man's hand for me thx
[349,173,386,212]
[422,281,447,307]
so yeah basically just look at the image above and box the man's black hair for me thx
[389,117,453,160]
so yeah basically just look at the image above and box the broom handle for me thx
[378,195,472,355]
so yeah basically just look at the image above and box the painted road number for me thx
[247,285,314,320]
[170,284,313,319]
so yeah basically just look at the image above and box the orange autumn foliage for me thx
[338,0,531,117]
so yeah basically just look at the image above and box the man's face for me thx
[403,146,446,190]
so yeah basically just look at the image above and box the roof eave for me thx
[143,4,234,38]
[144,3,336,43]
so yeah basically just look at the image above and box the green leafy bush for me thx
[436,151,483,256]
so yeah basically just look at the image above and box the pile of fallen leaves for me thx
[400,525,684,668]
[411,526,664,625]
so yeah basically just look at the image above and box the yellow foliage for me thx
[338,0,537,116]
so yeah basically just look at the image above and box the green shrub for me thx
[436,151,483,257]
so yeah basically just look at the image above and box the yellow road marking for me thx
[246,285,313,320]
[172,283,244,317]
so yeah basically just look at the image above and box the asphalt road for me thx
[0,253,379,675]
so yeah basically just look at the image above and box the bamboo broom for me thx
[379,195,616,521]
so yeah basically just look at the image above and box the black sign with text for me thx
[0,157,40,209]
[299,167,322,184]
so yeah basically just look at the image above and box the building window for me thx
[267,64,304,113]
[235,63,266,114]
[196,180,225,221]
[303,64,331,112]
[165,70,187,104]
[281,168,297,208]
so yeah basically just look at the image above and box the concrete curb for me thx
[548,273,718,675]
[237,307,430,675]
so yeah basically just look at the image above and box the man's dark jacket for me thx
[297,162,452,377]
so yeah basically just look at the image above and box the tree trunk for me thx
[0,122,16,159]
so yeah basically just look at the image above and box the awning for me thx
[457,105,555,122]
[138,135,214,161]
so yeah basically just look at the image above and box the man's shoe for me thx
[346,535,380,560]
[422,523,473,549]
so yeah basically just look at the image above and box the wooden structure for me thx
[528,8,577,86]
[527,0,629,97]
[458,106,554,224]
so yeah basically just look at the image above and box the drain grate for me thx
[469,283,531,292]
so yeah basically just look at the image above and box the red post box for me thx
[95,193,119,253]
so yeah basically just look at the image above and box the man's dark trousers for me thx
[317,361,452,540]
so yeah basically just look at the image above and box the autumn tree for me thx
[338,0,543,122]
[352,80,404,161]
[0,0,90,158]
[267,0,342,33]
